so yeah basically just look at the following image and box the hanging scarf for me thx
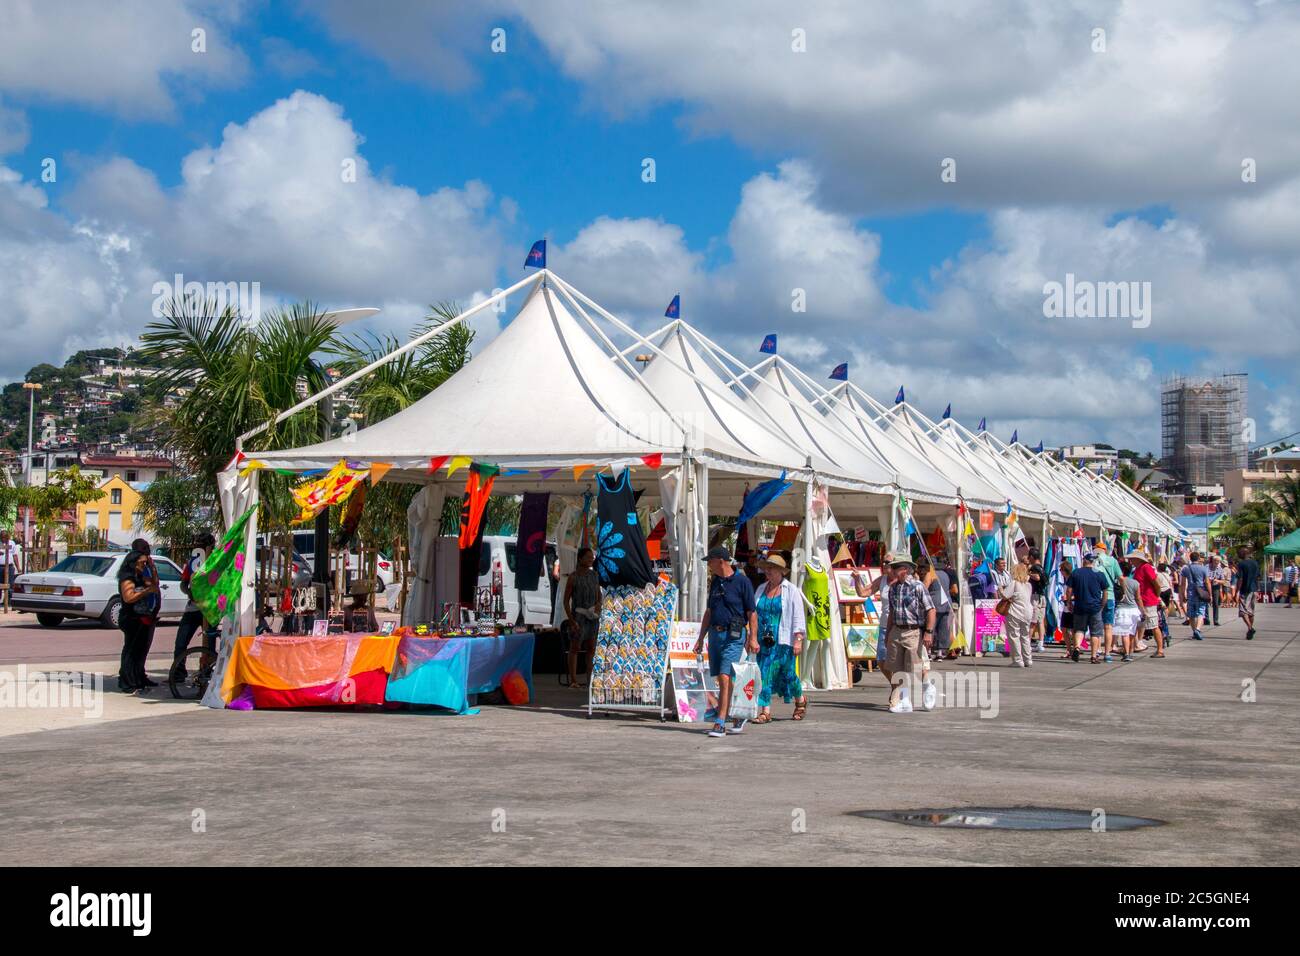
[291,461,369,524]
[737,471,791,528]
[191,505,256,623]
[458,465,497,547]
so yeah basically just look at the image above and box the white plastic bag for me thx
[729,653,762,720]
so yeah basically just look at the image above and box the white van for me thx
[476,535,554,628]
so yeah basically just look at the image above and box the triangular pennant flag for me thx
[429,455,449,473]
[1010,429,1018,444]
[524,239,546,269]
[760,334,777,355]
[539,468,559,480]
[369,462,393,485]
[471,461,500,479]
[447,455,472,476]
[238,459,267,477]
[978,417,986,432]
[942,403,951,420]
[1034,440,1044,454]
[502,469,528,477]
[829,363,847,381]
[640,453,663,469]
[895,386,905,404]
[664,294,680,318]
[573,464,595,480]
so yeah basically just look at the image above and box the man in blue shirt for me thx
[694,545,758,737]
[1181,552,1210,641]
[1065,553,1107,663]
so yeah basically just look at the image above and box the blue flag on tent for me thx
[978,417,986,432]
[759,333,777,354]
[1010,429,1019,444]
[737,470,791,527]
[1035,440,1044,454]
[942,403,951,420]
[829,363,847,381]
[524,239,546,269]
[664,294,680,318]
[895,386,905,404]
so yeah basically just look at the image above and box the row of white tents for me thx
[212,270,1185,691]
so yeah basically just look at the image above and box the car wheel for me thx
[36,613,65,628]
[101,596,122,629]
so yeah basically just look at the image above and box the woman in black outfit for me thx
[117,550,161,692]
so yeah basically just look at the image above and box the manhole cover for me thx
[847,806,1164,831]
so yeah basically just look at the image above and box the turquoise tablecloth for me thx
[384,634,535,714]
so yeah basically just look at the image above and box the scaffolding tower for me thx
[1161,373,1248,488]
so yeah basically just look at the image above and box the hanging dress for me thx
[594,470,655,588]
[802,559,831,641]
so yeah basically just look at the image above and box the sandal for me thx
[792,700,807,721]
[753,713,772,724]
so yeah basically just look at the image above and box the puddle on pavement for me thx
[847,806,1165,831]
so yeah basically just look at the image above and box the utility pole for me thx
[21,382,41,570]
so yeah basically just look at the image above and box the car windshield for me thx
[47,555,115,577]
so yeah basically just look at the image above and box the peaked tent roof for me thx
[254,279,689,471]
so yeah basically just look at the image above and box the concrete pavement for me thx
[0,605,1296,866]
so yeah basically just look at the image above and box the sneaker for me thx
[1122,654,1133,662]
[1104,655,1114,663]
[1070,649,1080,662]
[702,707,718,723]
[1192,631,1204,640]
[888,699,913,714]
[727,718,748,735]
[706,722,727,738]
[1246,629,1256,640]
[921,679,937,712]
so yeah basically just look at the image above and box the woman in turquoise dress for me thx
[754,554,808,723]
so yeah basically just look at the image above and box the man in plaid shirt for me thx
[881,551,936,713]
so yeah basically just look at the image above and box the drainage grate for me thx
[847,806,1165,831]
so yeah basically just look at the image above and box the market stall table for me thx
[385,633,536,714]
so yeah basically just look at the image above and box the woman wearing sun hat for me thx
[752,554,809,723]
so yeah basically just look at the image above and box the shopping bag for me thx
[729,654,762,721]
[950,630,968,652]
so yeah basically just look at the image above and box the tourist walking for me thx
[1065,553,1107,663]
[1093,541,1122,661]
[1181,552,1210,641]
[752,554,807,724]
[997,562,1034,667]
[1208,555,1229,627]
[1235,546,1260,640]
[1027,547,1047,652]
[1113,559,1141,661]
[694,546,758,736]
[1129,551,1165,657]
[880,552,936,713]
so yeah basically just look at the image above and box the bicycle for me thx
[168,626,220,700]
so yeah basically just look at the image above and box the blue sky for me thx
[1,1,1297,454]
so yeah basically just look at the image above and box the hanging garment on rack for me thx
[513,491,550,591]
[594,470,655,588]
[802,559,831,641]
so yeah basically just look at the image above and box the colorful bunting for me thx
[447,455,472,476]
[429,455,449,473]
[640,453,663,469]
[574,464,595,480]
[238,459,267,477]
[369,461,393,485]
[539,468,560,480]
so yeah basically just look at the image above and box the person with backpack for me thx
[171,532,216,682]
[1181,552,1210,641]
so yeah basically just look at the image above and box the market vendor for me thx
[344,582,379,633]
[563,547,601,689]
[693,545,758,738]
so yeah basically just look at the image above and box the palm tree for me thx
[327,302,473,425]
[1258,474,1300,531]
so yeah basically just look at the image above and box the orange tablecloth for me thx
[220,634,402,704]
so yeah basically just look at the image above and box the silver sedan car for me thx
[9,551,189,628]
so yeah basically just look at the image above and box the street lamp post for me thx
[21,382,41,569]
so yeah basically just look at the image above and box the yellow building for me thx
[76,475,147,549]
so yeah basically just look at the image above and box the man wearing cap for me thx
[1234,546,1260,641]
[880,551,935,713]
[1065,552,1107,663]
[1129,550,1165,658]
[694,546,758,737]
